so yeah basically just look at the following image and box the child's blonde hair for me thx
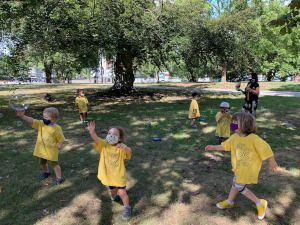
[43,107,59,119]
[232,112,256,134]
[108,126,125,142]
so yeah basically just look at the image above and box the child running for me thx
[205,112,278,220]
[189,92,200,127]
[75,89,89,123]
[86,121,132,220]
[16,107,65,185]
[215,102,232,144]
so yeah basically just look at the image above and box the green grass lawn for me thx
[137,81,300,92]
[0,84,299,225]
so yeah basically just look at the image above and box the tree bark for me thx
[221,66,227,82]
[44,62,52,83]
[113,46,135,93]
[267,70,275,81]
[156,71,160,83]
[189,74,196,82]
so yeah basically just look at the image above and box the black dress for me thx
[242,82,259,117]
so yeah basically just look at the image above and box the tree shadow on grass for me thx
[1,88,299,224]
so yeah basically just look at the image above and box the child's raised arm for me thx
[16,110,34,124]
[267,156,278,171]
[86,121,100,144]
[205,145,224,151]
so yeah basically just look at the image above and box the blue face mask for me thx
[43,118,51,125]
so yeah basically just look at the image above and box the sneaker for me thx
[257,199,267,220]
[122,206,131,220]
[216,200,234,209]
[40,172,51,180]
[111,193,121,201]
[51,177,64,186]
[190,124,197,128]
[81,120,84,123]
[84,120,88,123]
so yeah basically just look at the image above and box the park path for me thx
[135,85,300,98]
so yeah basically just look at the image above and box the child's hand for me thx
[116,144,128,150]
[56,145,63,150]
[16,110,25,118]
[86,121,95,133]
[205,145,214,151]
[268,159,278,172]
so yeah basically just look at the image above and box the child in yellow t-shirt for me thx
[205,112,278,220]
[189,92,200,127]
[16,107,65,186]
[86,121,132,220]
[75,89,89,123]
[215,102,232,144]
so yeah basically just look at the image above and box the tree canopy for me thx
[0,0,299,90]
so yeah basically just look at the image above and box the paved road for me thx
[135,85,300,98]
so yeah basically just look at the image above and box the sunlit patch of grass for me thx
[0,84,299,225]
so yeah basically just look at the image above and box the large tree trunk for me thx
[44,62,52,83]
[267,70,275,81]
[221,66,227,82]
[156,71,160,83]
[113,46,135,94]
[189,74,196,82]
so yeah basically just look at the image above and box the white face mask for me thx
[81,93,85,96]
[194,98,198,101]
[106,134,119,145]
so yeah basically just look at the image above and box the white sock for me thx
[226,199,233,205]
[256,199,262,207]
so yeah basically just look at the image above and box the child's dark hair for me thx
[108,126,125,142]
[250,72,258,83]
[232,112,257,134]
[77,89,84,93]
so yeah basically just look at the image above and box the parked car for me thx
[134,74,143,78]
[295,74,300,81]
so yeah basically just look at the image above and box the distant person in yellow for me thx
[189,92,200,127]
[86,121,132,220]
[205,112,278,220]
[216,102,232,144]
[16,107,65,186]
[75,89,89,123]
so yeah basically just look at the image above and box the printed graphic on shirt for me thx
[105,151,120,173]
[221,119,230,126]
[236,143,251,167]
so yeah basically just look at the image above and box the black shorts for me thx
[109,186,126,190]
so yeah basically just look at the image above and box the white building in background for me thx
[93,56,115,83]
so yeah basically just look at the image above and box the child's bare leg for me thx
[118,189,129,207]
[52,164,62,179]
[84,113,87,121]
[191,118,196,125]
[228,187,239,202]
[79,113,83,121]
[110,187,118,198]
[243,189,260,204]
[41,163,49,173]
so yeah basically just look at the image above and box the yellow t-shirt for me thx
[221,133,274,184]
[188,99,200,119]
[75,96,89,113]
[215,112,231,138]
[32,120,65,161]
[93,139,132,187]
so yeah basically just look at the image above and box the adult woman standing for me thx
[238,73,260,117]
